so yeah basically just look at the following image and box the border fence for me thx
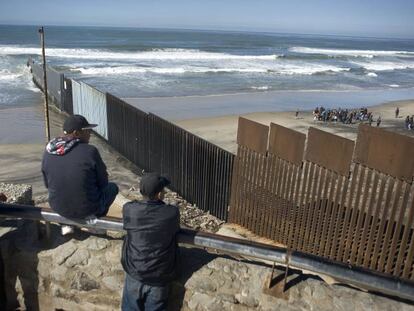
[29,59,414,286]
[229,117,414,282]
[28,57,65,110]
[28,59,234,220]
[105,94,234,220]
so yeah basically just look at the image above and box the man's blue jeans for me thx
[122,273,169,311]
[96,182,119,217]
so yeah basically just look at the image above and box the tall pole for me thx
[39,26,50,142]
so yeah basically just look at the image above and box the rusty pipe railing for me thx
[0,202,413,302]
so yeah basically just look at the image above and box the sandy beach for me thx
[1,98,414,201]
[177,99,414,154]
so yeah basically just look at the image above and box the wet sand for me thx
[125,88,414,120]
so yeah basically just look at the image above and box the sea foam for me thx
[72,63,350,76]
[351,60,414,71]
[0,46,280,61]
[290,47,414,58]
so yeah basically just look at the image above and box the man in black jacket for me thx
[121,173,180,311]
[42,115,118,234]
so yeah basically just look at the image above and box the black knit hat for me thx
[63,115,97,134]
[140,173,170,198]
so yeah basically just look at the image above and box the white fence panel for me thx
[71,80,108,140]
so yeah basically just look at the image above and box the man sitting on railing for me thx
[121,173,180,310]
[41,114,119,235]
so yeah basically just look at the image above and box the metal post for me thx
[38,26,50,142]
[282,249,291,291]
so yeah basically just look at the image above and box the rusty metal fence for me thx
[105,93,234,220]
[147,113,234,220]
[28,57,64,110]
[229,117,414,281]
[106,93,149,171]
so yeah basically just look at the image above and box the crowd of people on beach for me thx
[395,107,414,131]
[405,115,414,130]
[308,106,413,131]
[312,106,381,126]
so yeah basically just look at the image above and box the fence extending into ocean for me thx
[28,59,414,286]
[28,58,234,220]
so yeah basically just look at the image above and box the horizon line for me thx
[1,22,413,41]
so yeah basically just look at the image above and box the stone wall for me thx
[1,222,414,311]
[0,183,33,205]
[1,184,414,310]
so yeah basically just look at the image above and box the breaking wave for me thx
[0,46,280,61]
[351,60,414,71]
[290,47,414,58]
[71,63,350,76]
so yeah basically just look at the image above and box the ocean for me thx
[1,24,414,111]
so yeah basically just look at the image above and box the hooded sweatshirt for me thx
[41,137,108,219]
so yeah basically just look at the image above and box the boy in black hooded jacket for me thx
[121,173,179,310]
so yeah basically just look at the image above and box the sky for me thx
[0,0,413,38]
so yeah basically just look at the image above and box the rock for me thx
[232,265,249,280]
[109,260,123,272]
[71,272,100,291]
[333,295,356,311]
[85,237,110,251]
[55,241,77,265]
[51,283,65,297]
[216,293,237,304]
[105,244,122,264]
[188,292,219,310]
[0,182,32,204]
[106,230,125,239]
[65,249,90,267]
[223,265,231,273]
[37,257,53,278]
[235,293,258,308]
[88,264,104,278]
[36,278,46,294]
[200,268,213,276]
[51,265,69,282]
[186,276,217,293]
[179,204,224,233]
[102,273,124,292]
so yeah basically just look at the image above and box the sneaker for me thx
[61,225,74,235]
